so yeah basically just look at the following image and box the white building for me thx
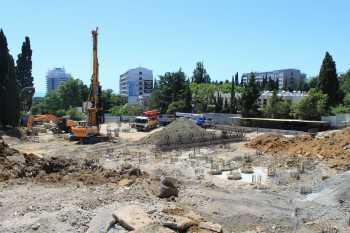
[242,69,306,90]
[258,90,307,108]
[46,68,71,94]
[119,67,153,105]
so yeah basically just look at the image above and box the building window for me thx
[139,71,142,75]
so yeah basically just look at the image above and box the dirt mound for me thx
[247,128,350,170]
[0,137,142,185]
[142,118,213,145]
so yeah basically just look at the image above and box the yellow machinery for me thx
[70,28,107,144]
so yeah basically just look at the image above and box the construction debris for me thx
[0,136,143,184]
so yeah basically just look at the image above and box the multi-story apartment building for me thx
[46,68,71,93]
[119,67,153,105]
[241,69,306,90]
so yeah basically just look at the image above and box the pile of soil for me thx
[247,128,350,170]
[0,137,141,185]
[142,118,214,145]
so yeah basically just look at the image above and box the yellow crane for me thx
[70,28,107,144]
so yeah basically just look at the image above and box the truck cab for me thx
[134,110,160,131]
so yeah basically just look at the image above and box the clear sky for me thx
[2,0,350,96]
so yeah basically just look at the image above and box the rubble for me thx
[0,136,144,185]
[158,176,179,198]
[198,221,223,233]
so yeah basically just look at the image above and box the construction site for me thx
[1,116,350,233]
[1,11,350,232]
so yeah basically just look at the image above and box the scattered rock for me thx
[241,167,254,174]
[162,215,196,232]
[118,178,135,186]
[227,172,241,180]
[132,223,174,233]
[128,168,142,177]
[112,205,153,231]
[208,170,222,175]
[31,223,40,230]
[198,221,222,233]
[159,183,179,198]
[160,176,178,188]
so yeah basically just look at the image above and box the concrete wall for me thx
[204,113,241,125]
[322,113,350,128]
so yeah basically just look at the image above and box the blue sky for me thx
[2,0,350,96]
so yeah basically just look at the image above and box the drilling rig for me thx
[70,28,107,144]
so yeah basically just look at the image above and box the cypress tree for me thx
[3,55,20,126]
[16,37,33,88]
[191,62,211,83]
[241,73,260,117]
[0,29,20,126]
[0,29,10,125]
[16,36,34,111]
[234,72,239,86]
[230,76,237,113]
[318,52,339,106]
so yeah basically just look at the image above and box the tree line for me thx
[149,53,350,121]
[32,79,127,120]
[0,29,34,127]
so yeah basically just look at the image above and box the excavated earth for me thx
[247,127,350,170]
[1,125,350,232]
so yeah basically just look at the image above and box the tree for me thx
[43,91,63,114]
[58,78,88,109]
[318,52,339,106]
[150,69,191,113]
[183,80,192,112]
[267,78,278,91]
[344,93,350,109]
[294,89,328,120]
[16,36,34,111]
[262,90,292,118]
[110,104,143,116]
[66,107,84,121]
[308,76,319,89]
[3,56,20,126]
[241,73,260,117]
[339,70,350,102]
[213,92,223,113]
[166,100,186,114]
[230,75,237,113]
[191,62,210,83]
[0,29,9,125]
[234,72,239,86]
[101,89,126,112]
[0,29,20,126]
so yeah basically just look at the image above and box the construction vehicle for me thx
[133,110,160,131]
[70,28,107,144]
[175,112,212,128]
[25,114,60,136]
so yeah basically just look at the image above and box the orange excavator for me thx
[70,28,107,144]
